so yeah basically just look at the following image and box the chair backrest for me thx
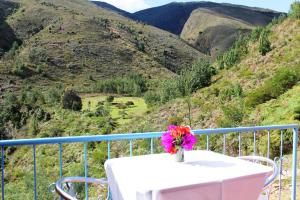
[238,156,279,189]
[55,177,108,200]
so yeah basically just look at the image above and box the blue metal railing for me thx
[0,124,298,200]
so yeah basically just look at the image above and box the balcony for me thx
[0,124,298,200]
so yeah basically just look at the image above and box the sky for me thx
[95,0,296,13]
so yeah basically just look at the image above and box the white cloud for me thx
[99,0,150,13]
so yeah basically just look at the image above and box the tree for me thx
[258,30,271,56]
[290,1,300,19]
[61,90,82,111]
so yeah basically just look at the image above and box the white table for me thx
[104,150,272,200]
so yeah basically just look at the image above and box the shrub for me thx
[115,103,127,109]
[99,117,117,134]
[270,14,287,25]
[290,1,300,19]
[49,127,64,137]
[246,67,300,107]
[160,80,180,103]
[45,85,64,105]
[218,36,249,69]
[29,117,38,135]
[258,29,271,56]
[187,59,215,92]
[12,59,26,77]
[220,84,243,101]
[125,101,134,106]
[61,90,82,111]
[106,95,114,103]
[160,59,215,103]
[28,47,48,63]
[143,91,161,105]
[6,41,19,59]
[93,73,146,96]
[217,99,245,128]
[250,26,264,42]
[95,105,110,117]
[294,106,300,120]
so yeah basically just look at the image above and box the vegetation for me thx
[290,1,300,19]
[149,59,215,104]
[218,36,249,69]
[246,67,300,107]
[61,90,82,111]
[0,1,299,199]
[92,74,147,96]
[258,29,272,56]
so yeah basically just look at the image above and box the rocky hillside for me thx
[133,2,281,35]
[180,8,252,58]
[0,0,205,95]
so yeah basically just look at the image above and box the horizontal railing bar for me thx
[0,132,163,146]
[0,124,297,147]
[192,124,298,135]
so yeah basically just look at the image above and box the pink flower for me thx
[182,134,197,150]
[161,132,176,153]
[161,125,197,154]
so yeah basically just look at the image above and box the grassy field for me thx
[81,94,148,125]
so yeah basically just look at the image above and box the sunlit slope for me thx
[0,0,205,92]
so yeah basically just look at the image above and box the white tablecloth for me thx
[104,150,272,200]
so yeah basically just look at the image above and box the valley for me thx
[0,0,299,199]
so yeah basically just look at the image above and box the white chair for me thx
[54,176,108,200]
[238,156,279,200]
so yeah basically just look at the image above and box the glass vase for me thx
[175,148,184,162]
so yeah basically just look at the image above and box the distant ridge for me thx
[133,1,282,35]
[91,1,133,18]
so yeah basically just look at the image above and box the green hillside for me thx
[0,1,299,199]
[0,0,205,95]
[116,10,300,144]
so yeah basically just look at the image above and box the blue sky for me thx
[96,0,295,13]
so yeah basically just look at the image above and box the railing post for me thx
[291,127,298,200]
[223,134,226,155]
[130,140,133,157]
[279,130,283,200]
[107,141,111,159]
[253,131,256,156]
[206,135,209,151]
[1,146,4,200]
[150,138,154,154]
[238,133,241,157]
[33,145,37,200]
[84,143,88,200]
[59,144,63,179]
[59,144,63,200]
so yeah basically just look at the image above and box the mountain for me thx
[133,2,281,35]
[91,1,132,18]
[133,2,282,57]
[91,1,282,58]
[180,8,252,58]
[0,0,205,95]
